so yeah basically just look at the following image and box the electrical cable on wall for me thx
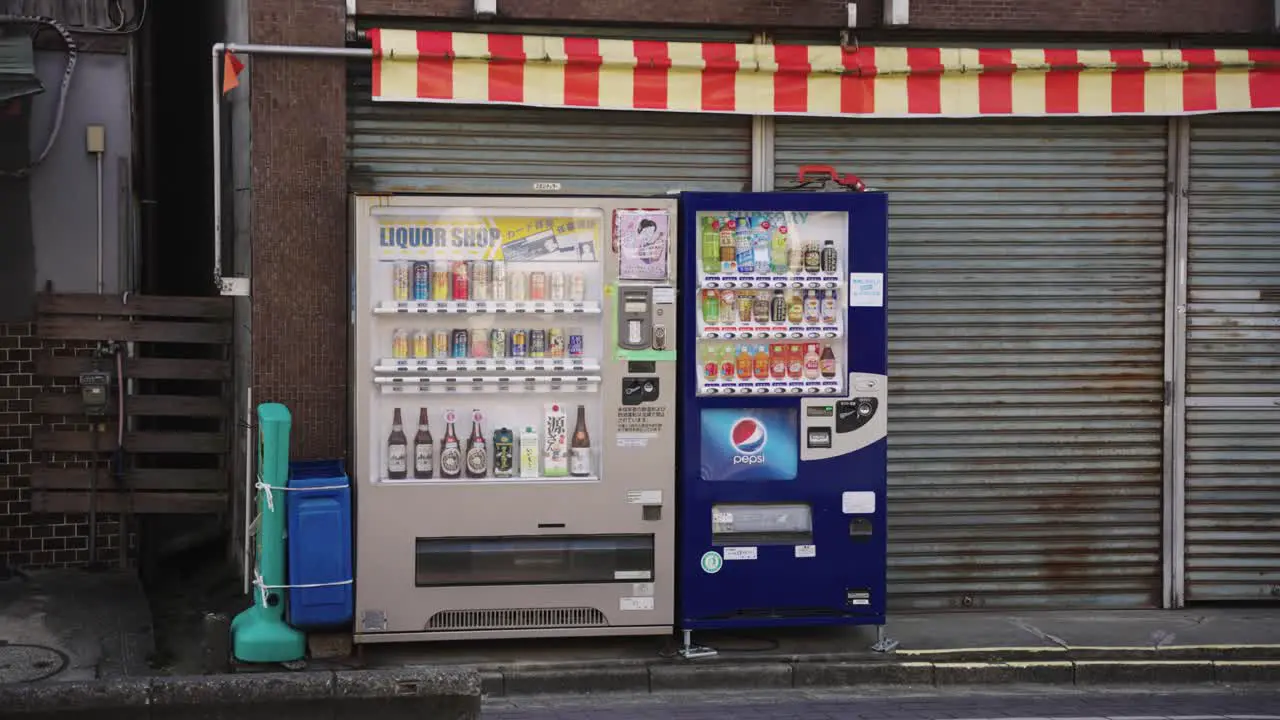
[0,14,76,179]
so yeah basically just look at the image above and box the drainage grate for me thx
[427,606,608,631]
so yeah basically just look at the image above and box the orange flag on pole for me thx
[222,51,245,94]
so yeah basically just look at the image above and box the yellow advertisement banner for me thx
[374,214,602,263]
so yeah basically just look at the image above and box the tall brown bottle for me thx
[413,407,433,479]
[569,405,592,477]
[439,409,462,479]
[387,408,408,480]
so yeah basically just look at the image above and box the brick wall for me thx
[908,0,1276,35]
[0,323,129,571]
[356,0,1275,34]
[358,0,875,27]
[249,0,350,461]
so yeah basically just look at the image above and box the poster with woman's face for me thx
[614,209,670,281]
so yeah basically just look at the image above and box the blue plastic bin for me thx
[285,459,354,630]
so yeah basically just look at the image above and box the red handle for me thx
[796,165,839,183]
[796,164,867,192]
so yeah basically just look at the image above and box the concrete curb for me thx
[472,658,1280,697]
[0,667,482,720]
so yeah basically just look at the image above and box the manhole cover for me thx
[0,644,69,683]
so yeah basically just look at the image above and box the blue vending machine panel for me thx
[677,191,888,630]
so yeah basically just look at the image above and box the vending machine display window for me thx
[692,211,849,397]
[367,206,607,485]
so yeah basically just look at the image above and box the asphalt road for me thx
[485,686,1280,720]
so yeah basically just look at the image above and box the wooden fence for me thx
[30,293,234,515]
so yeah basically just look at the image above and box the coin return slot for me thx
[807,427,832,449]
[848,518,873,543]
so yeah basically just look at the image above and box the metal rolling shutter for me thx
[1184,116,1280,603]
[776,119,1169,610]
[348,73,750,195]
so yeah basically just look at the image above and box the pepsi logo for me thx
[730,418,767,464]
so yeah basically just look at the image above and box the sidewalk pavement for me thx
[4,567,1280,715]
[355,607,1280,696]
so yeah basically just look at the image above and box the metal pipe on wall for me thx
[209,42,372,294]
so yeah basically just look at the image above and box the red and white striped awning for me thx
[370,29,1280,119]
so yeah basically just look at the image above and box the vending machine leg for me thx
[871,625,900,653]
[677,629,719,660]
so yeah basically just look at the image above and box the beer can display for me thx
[470,330,490,358]
[549,271,566,301]
[491,261,508,301]
[451,261,470,300]
[508,271,528,301]
[548,328,566,358]
[451,329,469,358]
[412,330,429,358]
[411,261,431,301]
[510,329,528,357]
[391,328,409,359]
[391,262,411,302]
[490,328,508,358]
[432,329,449,358]
[431,264,450,300]
[568,328,585,358]
[569,272,586,301]
[471,260,490,300]
[529,329,547,357]
[529,272,547,300]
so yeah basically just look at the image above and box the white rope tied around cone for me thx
[252,569,353,609]
[253,479,348,513]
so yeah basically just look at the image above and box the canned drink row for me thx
[392,261,587,303]
[391,327,587,360]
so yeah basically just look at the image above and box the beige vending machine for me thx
[351,195,679,642]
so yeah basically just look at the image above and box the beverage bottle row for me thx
[702,342,839,382]
[391,260,587,303]
[386,404,592,480]
[391,327,586,360]
[701,288,838,326]
[699,215,839,275]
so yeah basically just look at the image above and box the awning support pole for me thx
[211,42,372,297]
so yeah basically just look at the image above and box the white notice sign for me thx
[620,596,655,611]
[724,547,758,561]
[848,273,885,307]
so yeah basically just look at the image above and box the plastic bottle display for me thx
[718,218,736,273]
[734,217,755,273]
[702,217,721,269]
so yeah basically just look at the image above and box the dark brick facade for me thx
[0,323,128,571]
[356,0,1276,34]
[249,0,349,461]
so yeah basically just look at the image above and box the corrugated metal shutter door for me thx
[776,119,1168,611]
[348,74,750,195]
[1184,116,1280,603]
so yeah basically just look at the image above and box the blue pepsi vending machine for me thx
[677,188,890,657]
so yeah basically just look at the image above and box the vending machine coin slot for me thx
[617,286,653,350]
[836,398,877,434]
